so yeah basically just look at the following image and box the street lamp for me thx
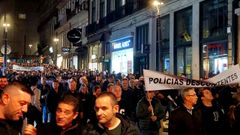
[2,17,10,75]
[153,0,164,16]
[153,0,164,70]
[53,37,59,43]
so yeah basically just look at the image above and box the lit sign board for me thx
[62,47,70,52]
[112,37,133,51]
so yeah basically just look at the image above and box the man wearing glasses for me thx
[168,87,205,135]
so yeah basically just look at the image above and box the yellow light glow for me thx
[153,0,164,6]
[53,38,59,42]
[3,23,10,27]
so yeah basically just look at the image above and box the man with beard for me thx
[0,76,8,91]
[0,82,33,135]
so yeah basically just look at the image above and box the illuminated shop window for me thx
[174,7,192,78]
[200,0,228,79]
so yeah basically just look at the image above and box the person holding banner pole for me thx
[136,91,165,135]
[168,87,205,135]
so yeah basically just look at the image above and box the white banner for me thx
[206,64,240,85]
[12,64,44,71]
[144,64,240,91]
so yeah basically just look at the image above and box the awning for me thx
[87,31,110,45]
[87,33,103,45]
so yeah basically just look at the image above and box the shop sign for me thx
[112,37,133,51]
[67,28,82,44]
[62,47,70,53]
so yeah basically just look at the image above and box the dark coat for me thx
[200,103,227,135]
[36,123,83,135]
[0,119,23,135]
[83,114,140,135]
[169,105,205,135]
[136,96,165,130]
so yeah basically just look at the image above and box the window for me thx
[136,23,149,51]
[107,0,111,13]
[100,0,105,19]
[201,42,228,78]
[115,0,120,10]
[156,15,170,72]
[200,0,228,40]
[115,0,125,10]
[174,7,192,78]
[200,0,228,79]
[135,23,149,75]
[175,7,192,45]
[18,13,26,19]
[91,0,96,23]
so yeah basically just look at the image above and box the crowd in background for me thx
[0,63,240,135]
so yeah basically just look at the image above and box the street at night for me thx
[0,0,239,135]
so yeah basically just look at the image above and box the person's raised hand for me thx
[24,124,37,135]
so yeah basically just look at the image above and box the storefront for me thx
[88,42,102,71]
[72,55,78,69]
[111,37,133,75]
[56,54,63,68]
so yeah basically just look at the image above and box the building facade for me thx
[55,0,88,69]
[86,0,155,76]
[85,0,238,79]
[38,0,58,64]
[156,0,234,79]
[37,0,239,80]
[0,0,39,62]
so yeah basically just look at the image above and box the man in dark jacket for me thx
[24,95,83,135]
[199,88,227,135]
[84,92,140,135]
[47,79,63,124]
[0,82,33,135]
[136,90,165,135]
[169,87,205,135]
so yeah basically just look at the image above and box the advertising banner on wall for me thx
[144,64,240,91]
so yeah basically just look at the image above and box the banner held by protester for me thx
[12,64,44,71]
[144,64,240,91]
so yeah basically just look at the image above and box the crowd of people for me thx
[0,64,239,135]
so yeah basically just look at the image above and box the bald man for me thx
[0,82,33,135]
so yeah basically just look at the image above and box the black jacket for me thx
[83,114,140,135]
[169,105,205,135]
[0,119,23,135]
[37,123,83,135]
